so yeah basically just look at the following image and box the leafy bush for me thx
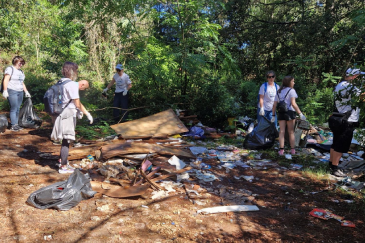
[76,121,116,140]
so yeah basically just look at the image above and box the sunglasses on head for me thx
[267,75,275,78]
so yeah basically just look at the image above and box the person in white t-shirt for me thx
[272,76,306,156]
[102,64,132,123]
[2,56,31,131]
[52,62,93,174]
[257,70,280,126]
[329,68,365,177]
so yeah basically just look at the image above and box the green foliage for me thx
[302,87,334,124]
[33,103,45,112]
[0,0,364,130]
[75,121,116,140]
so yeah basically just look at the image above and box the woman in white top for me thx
[272,76,306,155]
[257,70,280,126]
[103,64,132,123]
[2,56,31,131]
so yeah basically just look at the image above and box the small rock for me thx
[43,235,52,241]
[135,223,146,230]
[97,205,110,212]
[193,185,200,190]
[91,216,101,221]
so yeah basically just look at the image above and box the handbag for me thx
[328,111,351,133]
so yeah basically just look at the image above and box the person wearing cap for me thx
[2,56,32,131]
[329,68,365,177]
[102,64,132,123]
[257,70,280,126]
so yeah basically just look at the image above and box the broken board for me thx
[110,109,189,139]
[100,142,195,160]
[90,181,150,198]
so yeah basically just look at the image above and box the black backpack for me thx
[43,79,72,116]
[276,89,292,113]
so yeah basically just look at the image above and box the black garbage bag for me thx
[244,116,278,150]
[18,98,42,128]
[0,114,8,133]
[27,169,96,211]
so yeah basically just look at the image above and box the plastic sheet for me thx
[18,98,42,128]
[27,169,96,211]
[243,117,278,150]
[184,126,205,138]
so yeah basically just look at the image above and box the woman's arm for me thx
[290,97,302,114]
[3,74,10,90]
[106,78,116,90]
[22,83,28,92]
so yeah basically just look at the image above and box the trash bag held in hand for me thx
[18,98,42,128]
[243,116,278,150]
[26,169,96,211]
[0,114,8,133]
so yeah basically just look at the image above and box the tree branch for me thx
[248,15,300,25]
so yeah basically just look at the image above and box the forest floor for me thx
[0,115,364,243]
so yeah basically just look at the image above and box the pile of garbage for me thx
[29,110,364,212]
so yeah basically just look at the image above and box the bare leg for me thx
[330,148,342,166]
[278,120,287,150]
[286,119,296,149]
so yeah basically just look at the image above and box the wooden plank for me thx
[90,182,149,198]
[110,109,188,139]
[101,142,195,160]
[51,140,121,161]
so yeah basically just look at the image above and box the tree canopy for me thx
[0,0,364,127]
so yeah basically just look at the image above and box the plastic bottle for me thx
[87,155,95,162]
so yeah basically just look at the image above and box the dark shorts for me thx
[331,124,355,153]
[277,110,296,121]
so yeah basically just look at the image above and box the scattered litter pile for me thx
[41,110,266,211]
[32,110,364,222]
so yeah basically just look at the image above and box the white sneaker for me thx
[58,165,75,174]
[57,159,72,168]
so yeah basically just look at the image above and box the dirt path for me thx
[0,120,364,243]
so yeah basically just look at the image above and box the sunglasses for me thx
[267,75,275,78]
